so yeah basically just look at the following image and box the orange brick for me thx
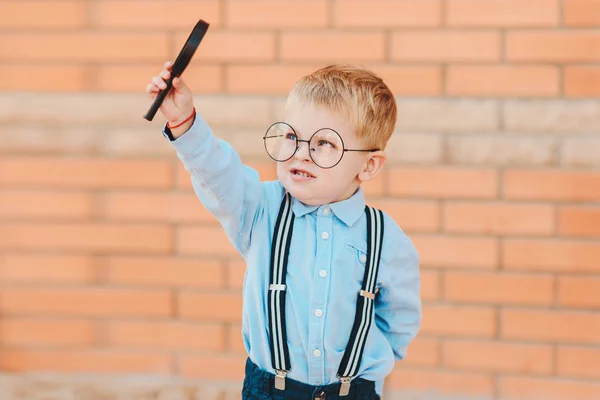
[0,33,169,62]
[227,0,327,28]
[227,324,246,354]
[368,199,439,232]
[228,259,246,289]
[420,270,441,301]
[333,0,441,27]
[443,202,554,235]
[96,64,223,94]
[387,368,494,398]
[558,346,600,379]
[447,0,559,26]
[178,291,242,322]
[503,170,600,202]
[501,309,600,344]
[0,65,87,92]
[402,336,440,367]
[500,376,600,400]
[447,66,559,97]
[389,167,498,199]
[564,0,600,26]
[391,31,500,62]
[0,223,173,253]
[421,305,496,337]
[558,276,600,308]
[0,288,172,318]
[445,272,554,306]
[412,235,498,269]
[178,354,246,380]
[503,239,600,273]
[95,0,221,28]
[106,256,224,288]
[281,32,386,62]
[177,225,238,256]
[371,66,443,96]
[443,340,553,374]
[226,65,320,94]
[106,321,225,351]
[179,31,275,62]
[0,157,173,189]
[507,31,600,62]
[558,206,600,236]
[176,161,277,189]
[565,66,600,97]
[0,190,93,220]
[103,192,216,223]
[1,349,171,374]
[0,0,86,28]
[0,318,96,346]
[0,254,95,284]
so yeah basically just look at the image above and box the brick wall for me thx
[1,1,599,399]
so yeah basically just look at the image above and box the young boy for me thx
[146,62,421,400]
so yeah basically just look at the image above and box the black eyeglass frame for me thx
[262,122,380,169]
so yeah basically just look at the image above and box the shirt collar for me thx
[290,187,366,227]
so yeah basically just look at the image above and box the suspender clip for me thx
[359,289,375,300]
[274,369,287,390]
[270,284,287,291]
[339,376,351,396]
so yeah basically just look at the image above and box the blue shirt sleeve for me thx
[374,218,422,361]
[165,115,264,256]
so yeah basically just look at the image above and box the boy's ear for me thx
[358,150,386,182]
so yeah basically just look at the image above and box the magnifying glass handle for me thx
[143,77,174,121]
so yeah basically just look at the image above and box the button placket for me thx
[308,210,333,383]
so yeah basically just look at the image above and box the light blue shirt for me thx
[165,116,422,395]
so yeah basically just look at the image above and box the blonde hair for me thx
[285,65,397,150]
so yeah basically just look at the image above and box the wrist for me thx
[167,107,196,139]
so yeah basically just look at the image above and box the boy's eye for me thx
[285,132,296,140]
[317,140,335,148]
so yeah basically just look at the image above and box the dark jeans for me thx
[242,358,381,400]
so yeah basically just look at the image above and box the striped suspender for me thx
[268,195,384,395]
[336,205,384,395]
[268,192,294,390]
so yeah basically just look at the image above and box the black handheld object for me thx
[143,19,210,121]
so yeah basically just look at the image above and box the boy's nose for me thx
[294,141,311,162]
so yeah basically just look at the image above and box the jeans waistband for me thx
[243,357,378,400]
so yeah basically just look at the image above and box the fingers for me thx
[145,61,173,95]
[145,76,166,96]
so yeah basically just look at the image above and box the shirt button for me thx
[315,309,323,317]
[322,207,330,215]
[321,232,329,240]
[313,349,321,357]
[359,253,367,263]
[319,270,327,278]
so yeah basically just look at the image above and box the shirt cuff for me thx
[161,114,212,153]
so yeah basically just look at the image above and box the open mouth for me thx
[290,168,316,179]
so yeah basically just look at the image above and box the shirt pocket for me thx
[345,241,369,285]
[345,241,382,292]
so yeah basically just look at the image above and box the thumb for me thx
[172,76,185,91]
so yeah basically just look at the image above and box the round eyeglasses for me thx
[263,122,380,169]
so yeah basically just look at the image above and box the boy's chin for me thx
[281,181,323,206]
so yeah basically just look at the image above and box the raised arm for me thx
[147,61,265,256]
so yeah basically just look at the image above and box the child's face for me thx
[276,102,383,206]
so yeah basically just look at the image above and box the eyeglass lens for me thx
[264,123,344,168]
